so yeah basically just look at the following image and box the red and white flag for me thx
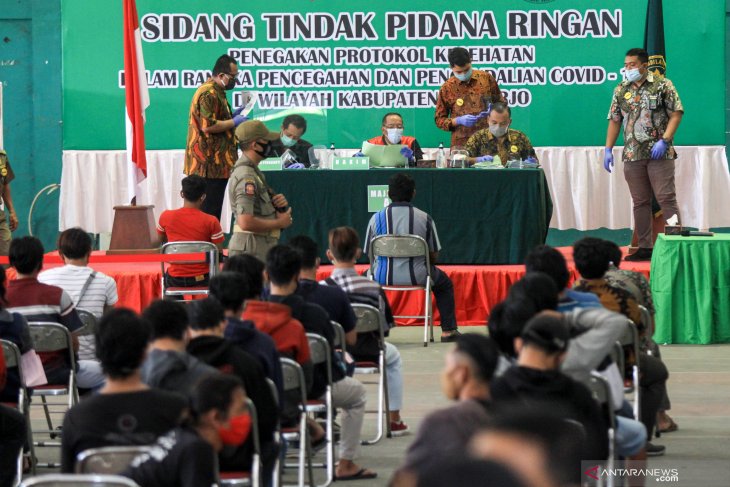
[123,0,149,204]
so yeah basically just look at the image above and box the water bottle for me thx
[326,142,335,169]
[436,142,447,169]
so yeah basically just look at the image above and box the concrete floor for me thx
[25,326,730,487]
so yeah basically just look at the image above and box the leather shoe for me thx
[440,330,462,343]
[625,248,653,262]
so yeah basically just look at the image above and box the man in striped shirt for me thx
[364,173,460,342]
[6,236,104,389]
[40,228,118,361]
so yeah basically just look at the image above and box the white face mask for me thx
[489,125,508,138]
[454,67,472,82]
[386,128,403,144]
[625,68,642,83]
[280,133,296,147]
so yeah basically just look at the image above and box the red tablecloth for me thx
[4,248,650,326]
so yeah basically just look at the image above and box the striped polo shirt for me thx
[364,202,441,286]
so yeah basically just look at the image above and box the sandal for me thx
[658,418,678,433]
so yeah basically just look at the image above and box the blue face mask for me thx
[625,68,642,83]
[454,68,473,82]
[280,133,296,147]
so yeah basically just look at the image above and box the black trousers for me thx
[0,404,26,487]
[639,353,669,439]
[200,178,229,221]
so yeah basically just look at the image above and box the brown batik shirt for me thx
[434,69,506,147]
[184,80,238,179]
[465,128,537,165]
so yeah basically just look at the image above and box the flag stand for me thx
[108,205,159,254]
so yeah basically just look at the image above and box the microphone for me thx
[681,230,714,237]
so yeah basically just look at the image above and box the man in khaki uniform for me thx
[0,150,18,255]
[228,121,293,261]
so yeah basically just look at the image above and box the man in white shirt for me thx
[39,227,118,360]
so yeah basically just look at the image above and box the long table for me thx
[264,168,553,264]
[651,234,730,344]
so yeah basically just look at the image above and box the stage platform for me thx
[5,248,650,325]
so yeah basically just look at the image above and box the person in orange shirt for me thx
[355,113,423,167]
[157,175,224,289]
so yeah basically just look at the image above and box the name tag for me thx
[258,158,283,171]
[332,157,370,170]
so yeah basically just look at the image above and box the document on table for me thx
[362,141,407,167]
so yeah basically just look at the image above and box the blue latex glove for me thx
[650,139,668,159]
[352,151,365,157]
[233,114,247,126]
[455,114,480,127]
[475,155,494,163]
[232,105,245,117]
[400,146,414,161]
[285,162,305,169]
[603,147,614,173]
[525,156,538,165]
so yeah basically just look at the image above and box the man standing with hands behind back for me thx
[228,120,293,262]
[0,150,18,255]
[604,48,684,262]
[434,47,506,147]
[185,54,248,221]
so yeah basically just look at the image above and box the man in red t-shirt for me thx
[158,175,225,288]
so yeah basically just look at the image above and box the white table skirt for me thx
[60,146,730,234]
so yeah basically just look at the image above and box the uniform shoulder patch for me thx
[244,178,256,196]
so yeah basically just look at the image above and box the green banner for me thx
[62,0,724,151]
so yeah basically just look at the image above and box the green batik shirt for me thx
[465,128,537,165]
[607,73,684,163]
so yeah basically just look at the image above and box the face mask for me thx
[454,68,472,82]
[254,141,273,158]
[386,128,403,144]
[218,413,251,446]
[625,68,642,83]
[280,133,297,147]
[224,74,237,91]
[489,125,508,138]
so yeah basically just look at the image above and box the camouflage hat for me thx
[235,120,279,145]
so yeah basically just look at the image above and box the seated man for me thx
[364,173,460,342]
[0,346,26,486]
[123,374,249,487]
[573,238,669,455]
[356,112,423,167]
[524,244,601,313]
[465,102,538,166]
[490,314,609,462]
[186,298,278,479]
[6,236,104,390]
[400,334,498,475]
[269,114,314,167]
[288,235,358,349]
[325,226,408,436]
[61,308,187,473]
[227,254,313,394]
[140,300,219,395]
[39,227,118,361]
[601,240,677,434]
[157,174,224,289]
[213,271,284,398]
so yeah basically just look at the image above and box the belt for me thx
[233,224,280,239]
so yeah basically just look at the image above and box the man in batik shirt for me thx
[434,47,505,147]
[603,48,684,262]
[184,54,247,221]
[465,103,538,166]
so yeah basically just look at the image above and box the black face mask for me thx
[254,142,273,158]
[224,74,237,91]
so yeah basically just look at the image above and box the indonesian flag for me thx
[123,0,149,204]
